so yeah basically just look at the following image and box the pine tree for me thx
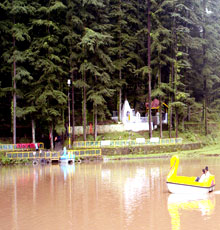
[1,0,35,143]
[200,0,220,135]
[79,28,115,140]
[150,0,173,138]
[64,0,84,143]
[28,0,67,149]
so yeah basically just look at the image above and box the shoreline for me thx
[1,141,220,166]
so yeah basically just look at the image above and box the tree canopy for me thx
[1,0,220,143]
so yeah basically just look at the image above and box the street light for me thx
[67,79,71,149]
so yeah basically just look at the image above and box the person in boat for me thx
[205,166,211,178]
[195,169,206,182]
[199,169,206,182]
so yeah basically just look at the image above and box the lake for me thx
[1,157,220,230]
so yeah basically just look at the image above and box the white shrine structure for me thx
[112,99,168,132]
[121,100,152,131]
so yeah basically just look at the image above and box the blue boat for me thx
[59,147,75,164]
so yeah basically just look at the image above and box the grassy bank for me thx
[101,123,220,160]
[103,143,220,161]
[1,121,219,145]
[72,122,220,144]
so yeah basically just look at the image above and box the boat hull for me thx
[167,182,215,194]
[59,152,75,164]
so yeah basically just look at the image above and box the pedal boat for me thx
[166,155,215,194]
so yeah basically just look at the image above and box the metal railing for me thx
[0,143,44,152]
[67,149,102,157]
[72,138,183,149]
[6,151,60,159]
[5,149,101,159]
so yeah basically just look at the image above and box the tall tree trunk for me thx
[50,125,54,150]
[204,79,208,135]
[94,104,97,140]
[32,119,36,143]
[159,100,162,138]
[174,57,178,137]
[147,0,152,138]
[202,0,208,136]
[13,57,16,144]
[169,4,177,139]
[187,105,190,121]
[68,85,71,148]
[173,9,178,138]
[118,0,122,122]
[71,71,75,142]
[118,70,122,122]
[83,72,87,141]
[62,106,64,145]
[169,68,173,138]
[158,67,162,138]
[175,107,178,138]
[13,22,16,145]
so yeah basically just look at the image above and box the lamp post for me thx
[67,79,71,149]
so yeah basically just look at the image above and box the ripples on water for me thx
[0,157,220,230]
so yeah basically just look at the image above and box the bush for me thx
[183,131,197,142]
[0,155,12,165]
[14,158,30,164]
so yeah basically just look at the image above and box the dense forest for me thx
[1,0,220,147]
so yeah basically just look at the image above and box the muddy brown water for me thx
[1,157,220,230]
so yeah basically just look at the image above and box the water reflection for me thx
[123,168,148,224]
[1,158,219,230]
[168,193,216,230]
[60,164,75,181]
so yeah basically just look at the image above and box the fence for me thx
[72,138,182,149]
[0,143,44,152]
[6,151,59,160]
[67,149,102,157]
[5,149,101,160]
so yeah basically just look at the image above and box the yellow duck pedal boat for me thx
[166,155,215,194]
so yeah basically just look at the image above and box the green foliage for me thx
[0,154,30,165]
[14,158,30,164]
[183,131,197,142]
[0,155,12,165]
[55,120,66,135]
[1,0,220,142]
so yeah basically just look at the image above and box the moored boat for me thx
[166,155,215,194]
[59,147,75,164]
